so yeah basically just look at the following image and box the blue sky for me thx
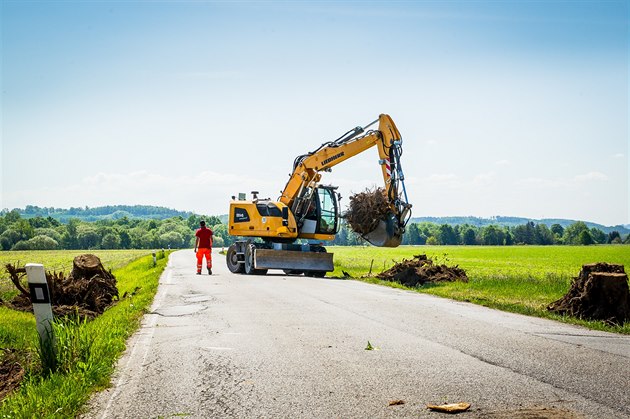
[1,1,628,226]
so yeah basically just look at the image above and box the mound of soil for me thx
[0,349,25,401]
[345,187,391,235]
[377,254,468,287]
[4,254,118,320]
[547,263,630,324]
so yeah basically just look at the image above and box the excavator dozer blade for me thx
[362,212,403,247]
[254,249,334,272]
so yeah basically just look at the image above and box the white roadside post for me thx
[152,251,157,267]
[25,263,55,351]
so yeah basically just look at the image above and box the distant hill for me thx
[11,205,193,223]
[411,216,630,235]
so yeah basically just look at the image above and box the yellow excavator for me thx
[226,114,412,276]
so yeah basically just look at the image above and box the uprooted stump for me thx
[345,187,391,235]
[3,254,119,320]
[377,254,468,287]
[547,263,630,324]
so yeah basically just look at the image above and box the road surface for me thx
[85,249,630,418]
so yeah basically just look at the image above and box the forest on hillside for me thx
[0,209,627,251]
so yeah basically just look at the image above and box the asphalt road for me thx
[85,249,630,418]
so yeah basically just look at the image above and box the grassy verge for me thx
[0,251,170,417]
[330,245,630,334]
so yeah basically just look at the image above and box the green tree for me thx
[607,231,621,244]
[26,235,59,250]
[406,223,422,245]
[550,223,564,237]
[5,209,21,223]
[462,228,477,245]
[534,224,554,245]
[426,236,438,245]
[119,230,132,249]
[589,228,606,244]
[0,229,21,250]
[563,222,589,245]
[481,225,502,245]
[101,232,122,249]
[159,231,184,248]
[578,230,594,245]
[77,224,101,249]
[438,224,458,245]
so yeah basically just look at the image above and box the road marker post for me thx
[152,252,157,267]
[25,263,56,369]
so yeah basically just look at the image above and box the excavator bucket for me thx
[361,212,403,247]
[254,249,334,272]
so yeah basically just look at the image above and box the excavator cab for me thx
[296,186,339,237]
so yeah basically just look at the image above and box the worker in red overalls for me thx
[194,220,213,275]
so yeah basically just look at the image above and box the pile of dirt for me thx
[377,254,468,287]
[0,349,25,401]
[4,254,119,319]
[547,263,630,324]
[345,187,391,235]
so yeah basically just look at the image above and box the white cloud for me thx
[5,171,276,215]
[612,153,625,159]
[574,171,608,182]
[495,159,511,166]
[515,177,567,188]
[473,171,496,186]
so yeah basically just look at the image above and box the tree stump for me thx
[548,263,630,324]
[69,254,114,281]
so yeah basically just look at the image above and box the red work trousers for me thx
[196,248,212,273]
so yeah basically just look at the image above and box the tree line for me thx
[0,209,627,251]
[398,221,629,246]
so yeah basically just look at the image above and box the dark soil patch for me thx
[3,254,118,320]
[345,187,391,235]
[547,263,629,325]
[376,254,468,287]
[0,348,25,401]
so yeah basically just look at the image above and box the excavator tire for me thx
[244,243,268,275]
[226,244,244,273]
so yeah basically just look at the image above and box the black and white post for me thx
[25,263,55,346]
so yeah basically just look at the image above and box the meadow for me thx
[0,250,153,300]
[330,245,630,334]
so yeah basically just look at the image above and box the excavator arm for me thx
[279,114,412,246]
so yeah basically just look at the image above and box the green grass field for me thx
[0,250,152,301]
[0,250,169,417]
[330,245,630,334]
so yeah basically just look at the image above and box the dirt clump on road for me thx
[547,263,630,325]
[345,187,391,235]
[4,254,119,319]
[0,349,25,401]
[377,254,468,287]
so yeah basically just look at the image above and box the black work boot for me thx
[207,267,212,275]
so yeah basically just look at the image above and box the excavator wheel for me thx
[244,243,268,275]
[226,243,244,273]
